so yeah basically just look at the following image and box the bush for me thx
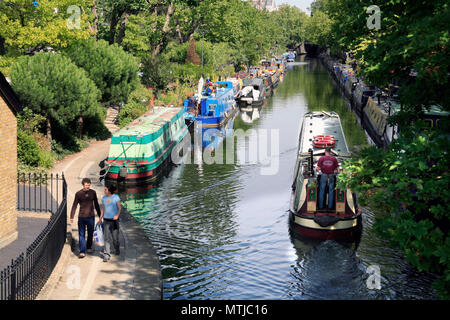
[17,131,53,168]
[117,85,153,128]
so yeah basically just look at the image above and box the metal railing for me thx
[1,173,67,300]
[17,173,65,213]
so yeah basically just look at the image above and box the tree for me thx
[0,0,93,54]
[10,52,101,143]
[64,38,140,105]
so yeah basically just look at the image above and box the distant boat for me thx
[237,77,265,107]
[290,111,362,240]
[104,107,189,184]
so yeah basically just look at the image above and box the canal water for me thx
[119,58,436,300]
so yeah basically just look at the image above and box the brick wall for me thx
[0,97,18,249]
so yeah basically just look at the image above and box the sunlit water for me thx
[119,58,437,300]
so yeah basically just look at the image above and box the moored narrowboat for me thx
[237,77,265,107]
[105,107,189,184]
[344,74,358,100]
[352,81,376,119]
[183,79,237,128]
[289,111,362,240]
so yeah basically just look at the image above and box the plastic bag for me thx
[94,224,104,246]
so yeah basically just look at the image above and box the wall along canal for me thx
[118,58,436,300]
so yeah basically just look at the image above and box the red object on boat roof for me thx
[313,135,336,148]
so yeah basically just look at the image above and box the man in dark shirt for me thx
[317,148,339,210]
[70,178,101,258]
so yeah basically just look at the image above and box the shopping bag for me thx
[94,224,104,246]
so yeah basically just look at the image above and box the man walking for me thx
[317,148,339,210]
[98,185,122,262]
[70,178,101,258]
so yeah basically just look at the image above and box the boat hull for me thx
[105,124,189,185]
[289,211,362,241]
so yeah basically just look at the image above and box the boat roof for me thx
[113,107,182,137]
[243,78,264,86]
[299,111,350,156]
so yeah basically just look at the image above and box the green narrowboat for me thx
[105,107,189,184]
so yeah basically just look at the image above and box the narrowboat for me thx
[344,74,358,101]
[237,77,265,107]
[362,94,449,149]
[337,65,354,90]
[184,79,238,148]
[263,73,274,97]
[183,79,238,128]
[226,77,243,99]
[289,111,362,240]
[285,52,296,63]
[104,107,189,184]
[352,81,376,119]
[265,67,281,88]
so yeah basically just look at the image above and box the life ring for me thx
[313,135,336,148]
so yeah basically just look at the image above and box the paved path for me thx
[0,214,50,271]
[37,113,162,300]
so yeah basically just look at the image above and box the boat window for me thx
[424,119,433,129]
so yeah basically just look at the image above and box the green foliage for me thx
[10,52,101,127]
[117,84,153,127]
[303,10,332,48]
[17,131,52,168]
[0,0,92,56]
[338,125,450,298]
[314,0,449,112]
[17,107,46,134]
[16,107,53,168]
[141,54,172,91]
[64,38,140,105]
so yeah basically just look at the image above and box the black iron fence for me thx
[1,173,67,300]
[17,173,65,213]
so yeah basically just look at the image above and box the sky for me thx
[277,0,314,14]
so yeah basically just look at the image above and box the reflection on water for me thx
[119,58,436,300]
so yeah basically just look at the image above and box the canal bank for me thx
[120,57,437,300]
[37,138,162,300]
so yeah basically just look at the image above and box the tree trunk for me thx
[152,1,175,57]
[116,12,130,46]
[46,118,52,144]
[77,116,84,139]
[90,0,99,37]
[109,9,124,45]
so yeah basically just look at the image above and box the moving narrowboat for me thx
[289,111,362,240]
[237,77,265,107]
[104,107,189,184]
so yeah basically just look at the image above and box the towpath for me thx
[37,107,162,300]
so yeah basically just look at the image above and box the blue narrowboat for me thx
[184,79,238,148]
[184,80,237,128]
